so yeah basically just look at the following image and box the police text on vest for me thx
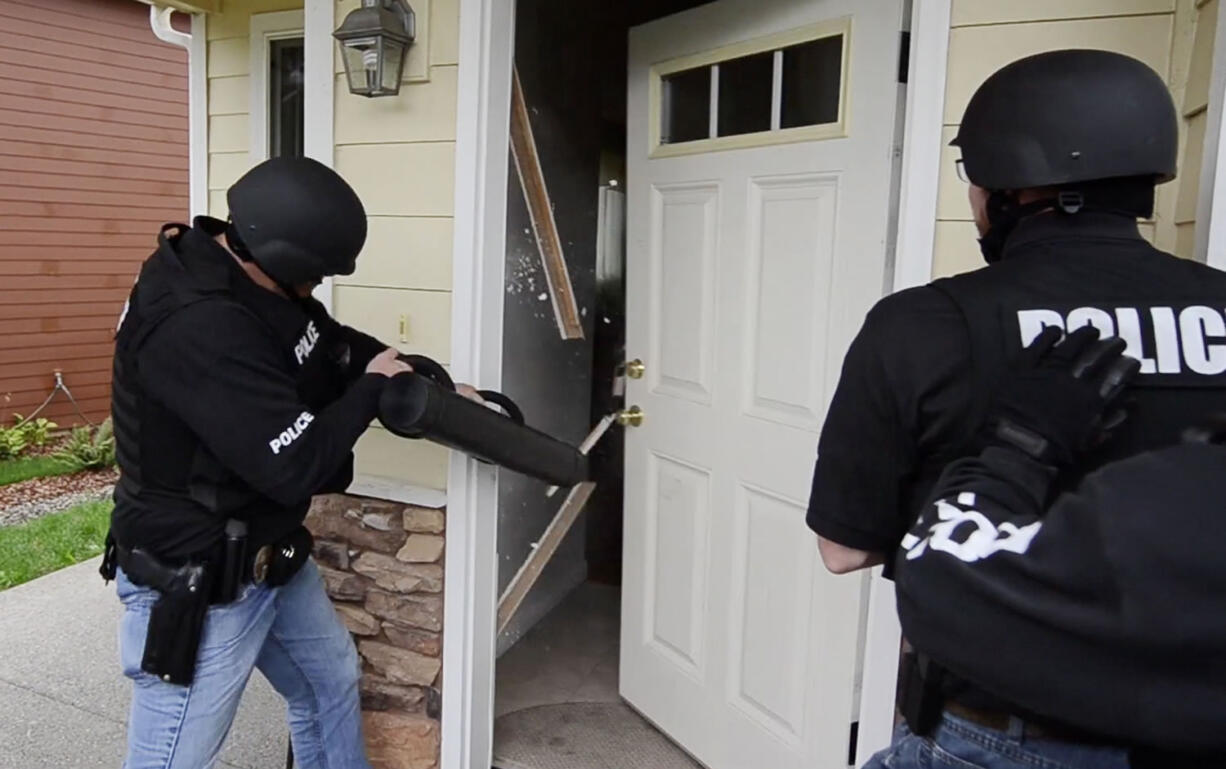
[294,321,320,365]
[270,411,315,455]
[1018,305,1226,375]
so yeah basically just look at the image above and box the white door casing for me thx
[622,2,906,767]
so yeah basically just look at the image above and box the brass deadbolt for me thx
[617,406,645,427]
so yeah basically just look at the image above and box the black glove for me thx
[987,325,1140,465]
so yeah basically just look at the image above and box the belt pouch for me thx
[265,526,314,587]
[141,562,213,686]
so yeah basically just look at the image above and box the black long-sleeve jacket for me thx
[110,217,387,559]
[895,442,1226,752]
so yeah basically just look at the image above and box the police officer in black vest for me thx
[881,325,1226,768]
[103,157,432,768]
[805,49,1226,763]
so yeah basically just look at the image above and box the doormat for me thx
[491,702,703,769]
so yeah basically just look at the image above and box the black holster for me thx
[120,547,213,687]
[899,652,946,737]
[378,360,588,487]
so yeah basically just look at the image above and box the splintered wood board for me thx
[509,65,585,341]
[497,481,597,633]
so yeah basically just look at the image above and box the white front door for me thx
[621,1,905,767]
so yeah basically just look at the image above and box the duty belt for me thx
[113,542,265,605]
[110,525,312,605]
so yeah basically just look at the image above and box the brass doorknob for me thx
[617,406,645,427]
[626,359,646,379]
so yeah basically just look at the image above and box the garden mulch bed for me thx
[0,467,118,527]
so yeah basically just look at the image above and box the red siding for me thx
[0,0,188,426]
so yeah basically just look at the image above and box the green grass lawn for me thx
[0,500,112,590]
[0,455,83,486]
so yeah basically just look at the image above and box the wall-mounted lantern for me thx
[334,0,416,97]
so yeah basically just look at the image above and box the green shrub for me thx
[13,415,56,448]
[54,418,115,470]
[0,427,26,460]
[0,414,59,461]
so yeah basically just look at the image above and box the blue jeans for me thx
[863,715,1132,769]
[116,559,371,769]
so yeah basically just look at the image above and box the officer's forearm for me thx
[255,374,386,506]
[927,446,1057,520]
[818,537,886,574]
[337,325,388,376]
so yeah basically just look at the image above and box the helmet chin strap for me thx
[978,191,1061,263]
[978,179,1155,264]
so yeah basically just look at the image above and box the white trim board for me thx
[249,9,306,165]
[890,0,949,293]
[189,13,208,219]
[347,474,447,508]
[303,0,336,312]
[1199,0,1226,268]
[855,1,952,763]
[440,0,516,767]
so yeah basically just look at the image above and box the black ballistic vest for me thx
[111,220,351,557]
[930,215,1226,486]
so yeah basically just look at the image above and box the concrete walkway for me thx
[0,557,284,769]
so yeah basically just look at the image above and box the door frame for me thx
[441,1,950,765]
[1199,0,1226,268]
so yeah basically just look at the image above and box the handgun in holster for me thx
[120,546,214,687]
[111,519,263,687]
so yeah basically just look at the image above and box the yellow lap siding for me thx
[208,114,249,154]
[334,66,459,145]
[1185,0,1218,113]
[952,0,1175,27]
[1175,110,1209,224]
[208,151,250,191]
[207,37,249,78]
[335,143,457,218]
[208,190,228,220]
[207,75,249,116]
[337,217,455,292]
[944,14,1174,125]
[933,4,1192,277]
[430,0,460,65]
[333,286,452,365]
[355,427,450,491]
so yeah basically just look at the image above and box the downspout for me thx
[150,5,208,219]
[148,4,190,47]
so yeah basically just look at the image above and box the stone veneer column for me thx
[306,494,447,769]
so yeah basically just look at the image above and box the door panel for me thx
[622,2,905,767]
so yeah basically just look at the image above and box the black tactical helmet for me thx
[226,157,367,286]
[951,50,1178,191]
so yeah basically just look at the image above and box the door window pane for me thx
[661,67,711,144]
[716,51,773,137]
[270,37,305,158]
[780,35,843,129]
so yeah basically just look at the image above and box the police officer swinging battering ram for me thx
[101,157,503,769]
[807,50,1226,768]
